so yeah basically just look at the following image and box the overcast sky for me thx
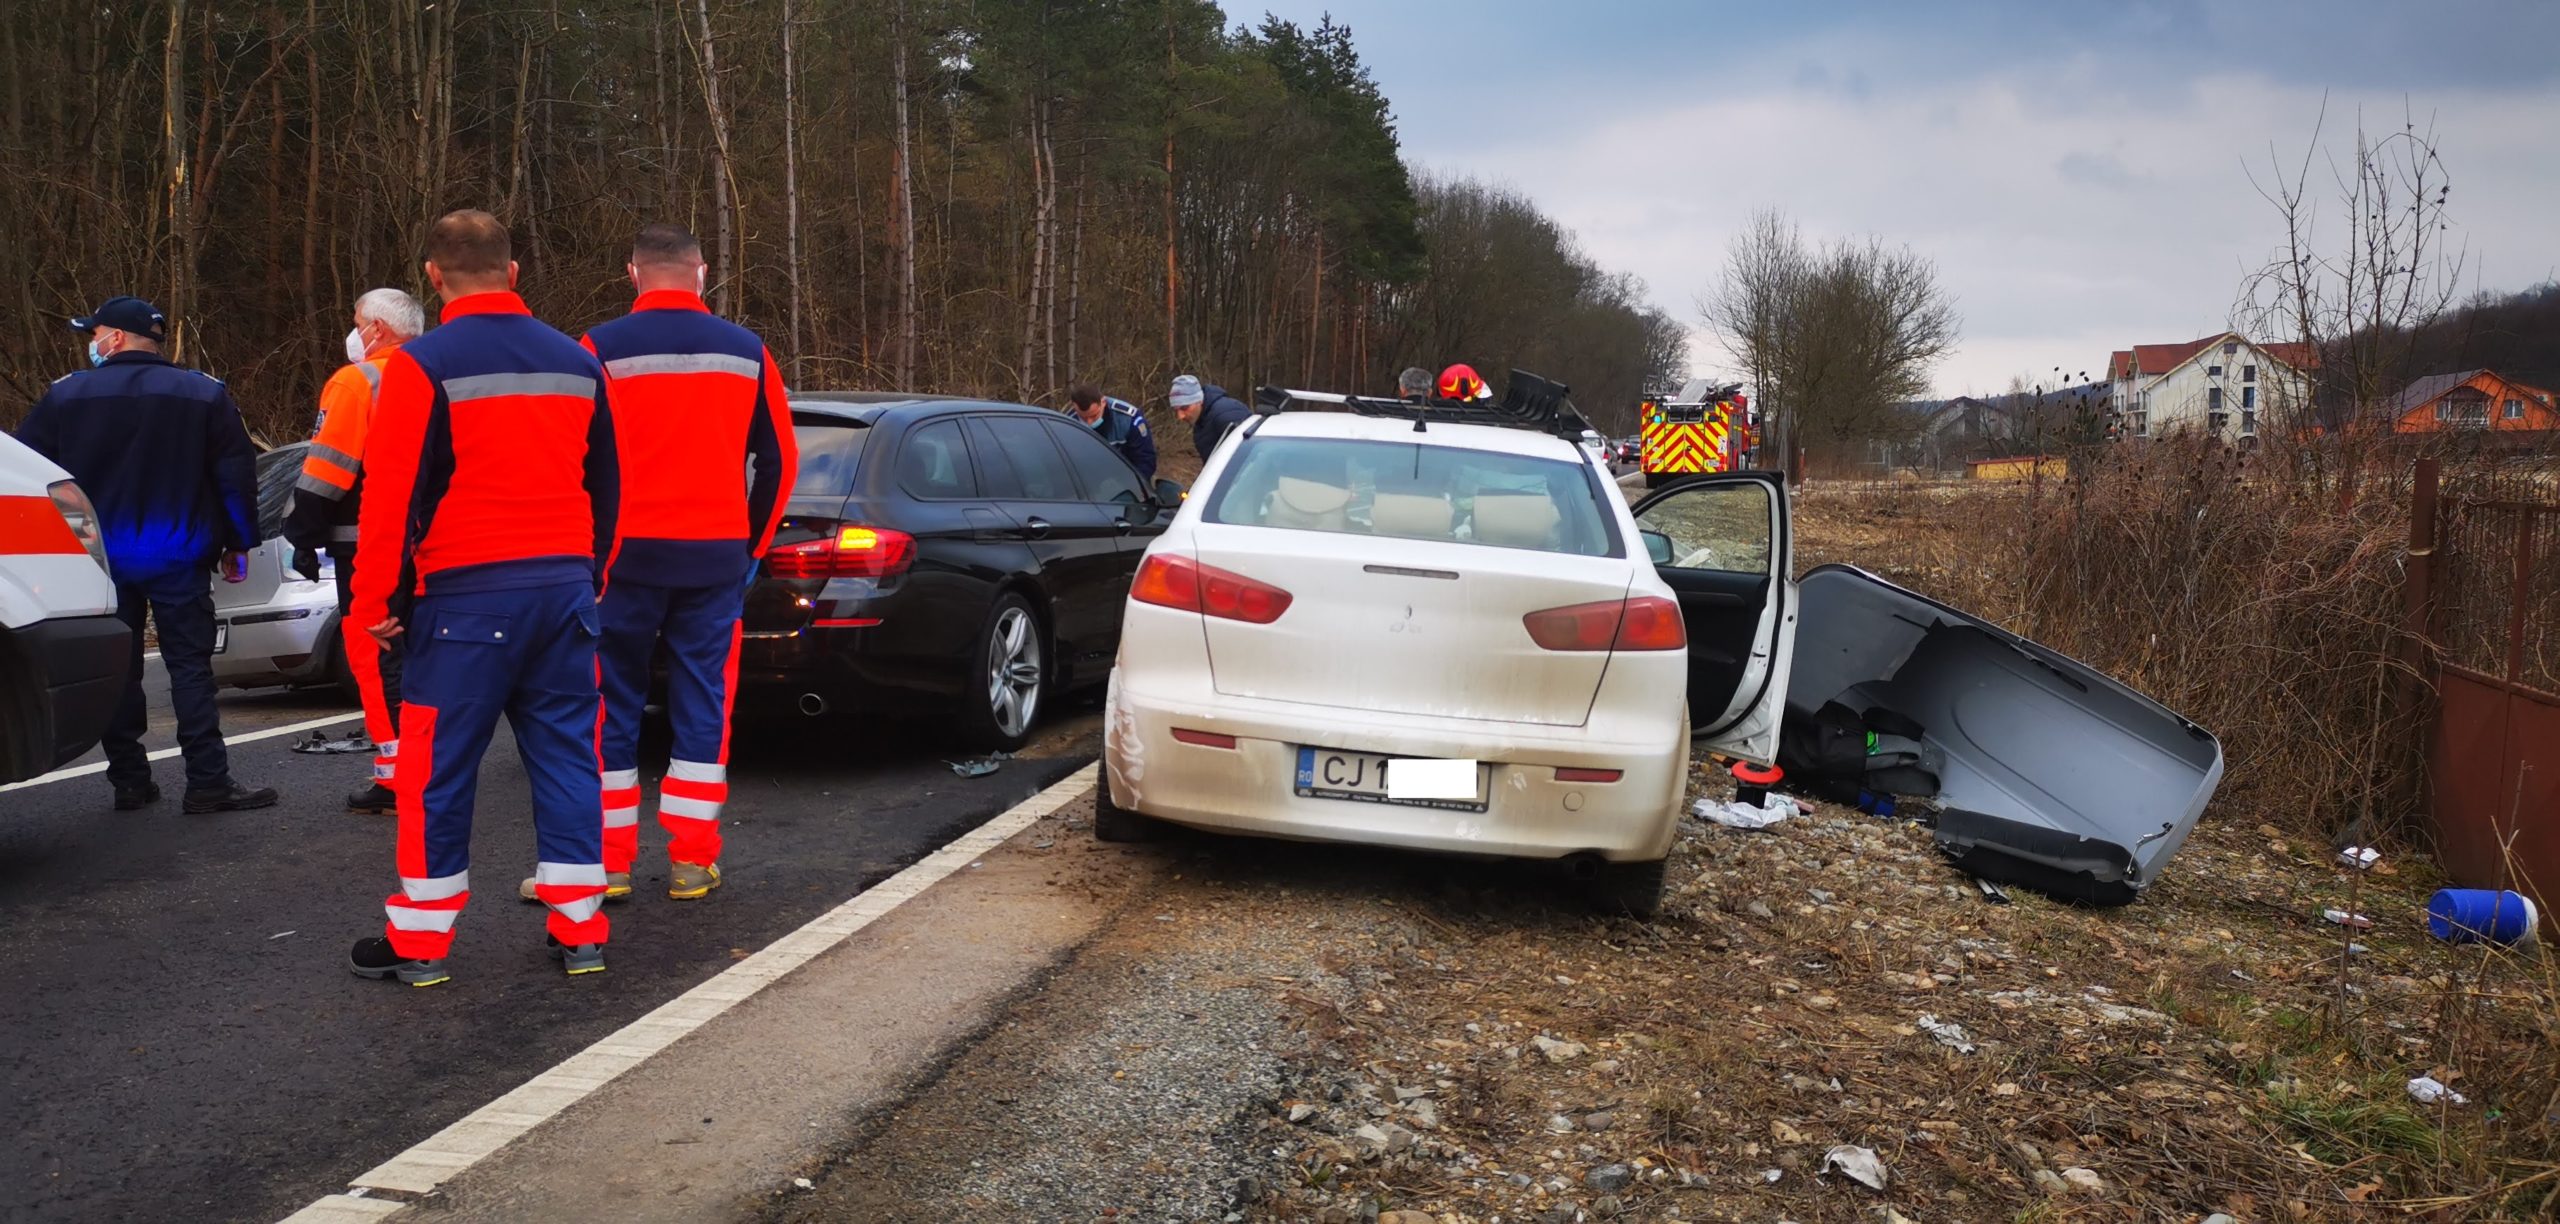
[1251,0,2560,397]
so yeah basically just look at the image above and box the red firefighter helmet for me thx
[1436,363,1492,401]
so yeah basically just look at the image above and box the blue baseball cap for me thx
[69,295,168,342]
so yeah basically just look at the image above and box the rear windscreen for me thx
[791,419,871,498]
[255,445,304,536]
[1205,435,1619,557]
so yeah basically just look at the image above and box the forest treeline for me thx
[0,1,1687,445]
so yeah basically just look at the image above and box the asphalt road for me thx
[1,671,1092,1223]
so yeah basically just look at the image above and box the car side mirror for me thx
[1152,478,1186,514]
[1641,529,1674,566]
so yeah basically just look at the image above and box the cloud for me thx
[1261,1,2560,395]
[1409,73,2560,395]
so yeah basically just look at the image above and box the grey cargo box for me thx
[1787,565,2223,904]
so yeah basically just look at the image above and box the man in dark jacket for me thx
[13,295,278,813]
[1170,374,1251,460]
[1069,384,1157,479]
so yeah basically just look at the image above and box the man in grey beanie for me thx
[1170,373,1251,460]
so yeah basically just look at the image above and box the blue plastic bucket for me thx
[2427,889,2541,946]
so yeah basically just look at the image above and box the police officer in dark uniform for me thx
[13,296,278,813]
[1067,384,1157,479]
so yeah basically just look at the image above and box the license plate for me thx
[1294,748,1487,812]
[212,623,229,655]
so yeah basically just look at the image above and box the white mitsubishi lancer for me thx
[1097,384,1797,915]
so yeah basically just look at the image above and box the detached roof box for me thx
[1786,565,2223,904]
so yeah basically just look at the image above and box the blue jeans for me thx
[103,567,231,792]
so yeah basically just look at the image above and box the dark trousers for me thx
[103,568,231,792]
[328,543,404,725]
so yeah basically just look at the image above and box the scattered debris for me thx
[1530,1035,1587,1064]
[1973,876,2011,904]
[1584,1163,1633,1192]
[946,752,1011,778]
[2336,845,2381,871]
[291,730,373,755]
[2061,1167,2106,1194]
[1697,794,1797,830]
[267,931,295,941]
[2407,1076,2468,1106]
[2320,908,2374,930]
[790,1177,814,1191]
[1914,1013,1977,1054]
[1821,1144,1889,1190]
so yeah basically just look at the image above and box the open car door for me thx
[1628,473,1797,763]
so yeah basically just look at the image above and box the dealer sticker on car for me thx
[1295,748,1487,812]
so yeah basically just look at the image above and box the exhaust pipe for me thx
[1560,852,1606,882]
[797,692,829,717]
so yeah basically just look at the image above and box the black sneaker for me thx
[345,782,397,815]
[182,782,280,813]
[348,936,449,986]
[112,781,162,811]
[545,935,607,976]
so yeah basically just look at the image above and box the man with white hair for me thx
[284,286,427,815]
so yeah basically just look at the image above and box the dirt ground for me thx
[772,477,2558,1223]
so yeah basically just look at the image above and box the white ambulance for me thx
[0,430,127,784]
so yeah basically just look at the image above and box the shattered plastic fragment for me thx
[1915,1013,1977,1054]
[1821,1144,1888,1190]
[947,752,1011,778]
[1696,794,1796,830]
[2407,1076,2468,1106]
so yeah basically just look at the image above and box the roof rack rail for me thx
[1252,369,1583,438]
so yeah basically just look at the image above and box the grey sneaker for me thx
[519,872,633,903]
[546,936,606,976]
[668,861,723,900]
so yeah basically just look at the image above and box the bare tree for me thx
[781,0,804,375]
[2236,99,2463,455]
[1702,209,1960,474]
[688,0,738,314]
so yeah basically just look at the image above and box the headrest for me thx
[1472,493,1561,547]
[1372,492,1454,539]
[1274,476,1352,517]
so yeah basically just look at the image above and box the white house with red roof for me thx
[2106,332,2316,441]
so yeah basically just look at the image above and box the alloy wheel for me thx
[986,605,1043,737]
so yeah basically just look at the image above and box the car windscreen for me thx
[255,445,304,537]
[1204,435,1620,557]
[791,416,871,499]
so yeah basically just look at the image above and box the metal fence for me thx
[2423,462,2560,900]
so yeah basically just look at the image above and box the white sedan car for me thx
[211,442,350,695]
[1098,400,1796,914]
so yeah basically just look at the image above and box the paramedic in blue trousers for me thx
[518,222,797,906]
[346,209,622,986]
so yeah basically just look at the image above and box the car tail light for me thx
[1555,767,1623,783]
[1131,553,1293,624]
[1171,728,1237,749]
[46,480,110,574]
[766,524,916,580]
[1523,595,1685,652]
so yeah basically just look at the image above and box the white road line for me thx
[0,711,362,794]
[277,763,1100,1224]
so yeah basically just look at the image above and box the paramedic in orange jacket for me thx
[523,223,795,905]
[346,210,621,987]
[283,288,425,814]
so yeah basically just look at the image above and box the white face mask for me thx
[345,327,369,364]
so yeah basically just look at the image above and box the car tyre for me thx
[1589,858,1668,920]
[1090,779,1164,844]
[959,591,1045,752]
